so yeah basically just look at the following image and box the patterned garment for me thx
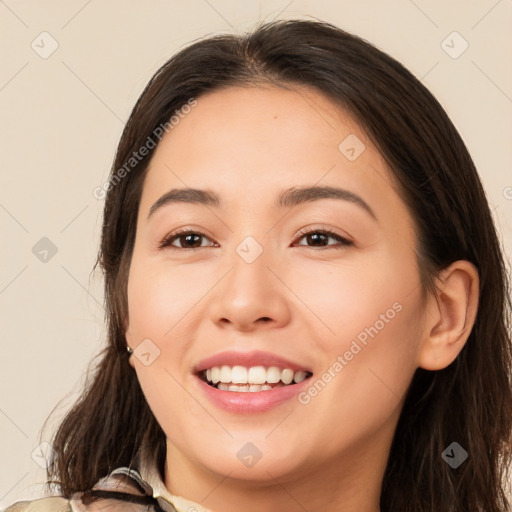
[3,467,211,512]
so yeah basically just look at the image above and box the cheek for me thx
[125,257,219,432]
[126,258,212,343]
[291,246,421,348]
[126,260,204,442]
[291,248,423,410]
[291,271,423,458]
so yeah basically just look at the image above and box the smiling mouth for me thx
[197,365,313,392]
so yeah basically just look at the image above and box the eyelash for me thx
[158,227,353,250]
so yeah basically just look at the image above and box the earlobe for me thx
[127,345,135,368]
[125,327,136,369]
[417,260,479,371]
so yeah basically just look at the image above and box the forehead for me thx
[157,85,365,167]
[139,85,409,226]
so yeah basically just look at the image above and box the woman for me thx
[5,18,511,512]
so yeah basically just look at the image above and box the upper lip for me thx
[193,350,313,374]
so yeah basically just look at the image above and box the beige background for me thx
[1,0,511,507]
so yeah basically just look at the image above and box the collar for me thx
[138,461,211,512]
[98,467,211,512]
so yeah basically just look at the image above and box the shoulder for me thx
[3,467,165,512]
[2,496,71,512]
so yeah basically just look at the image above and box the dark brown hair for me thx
[47,19,512,511]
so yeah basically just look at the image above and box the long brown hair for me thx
[47,19,512,511]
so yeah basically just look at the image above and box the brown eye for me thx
[294,229,353,249]
[158,228,352,250]
[159,230,216,249]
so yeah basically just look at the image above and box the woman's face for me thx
[126,85,428,489]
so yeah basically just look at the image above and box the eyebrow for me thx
[147,185,377,221]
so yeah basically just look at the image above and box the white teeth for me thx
[281,368,294,385]
[248,366,267,384]
[293,371,308,383]
[231,366,248,384]
[202,365,311,390]
[217,383,274,392]
[266,366,281,383]
[211,367,220,384]
[220,365,231,383]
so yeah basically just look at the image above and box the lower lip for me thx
[194,374,312,413]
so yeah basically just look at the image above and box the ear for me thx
[417,260,479,371]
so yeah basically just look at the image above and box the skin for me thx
[125,84,479,512]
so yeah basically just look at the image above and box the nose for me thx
[209,247,292,332]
